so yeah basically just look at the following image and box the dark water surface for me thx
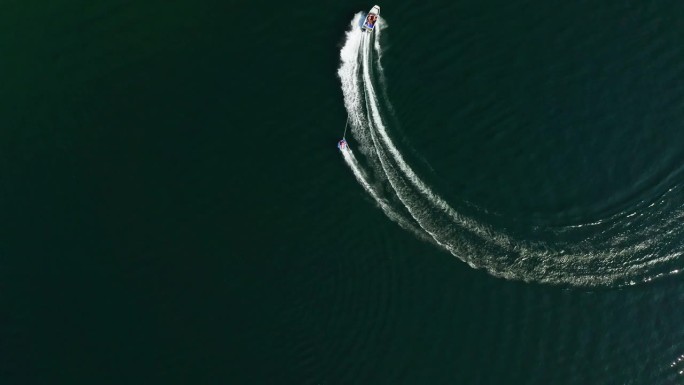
[2,0,684,383]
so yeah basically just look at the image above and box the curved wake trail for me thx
[341,147,433,242]
[337,14,684,286]
[337,14,431,242]
[359,31,515,275]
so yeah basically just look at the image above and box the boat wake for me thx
[337,13,684,286]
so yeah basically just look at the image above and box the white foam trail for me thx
[341,148,433,242]
[372,17,391,110]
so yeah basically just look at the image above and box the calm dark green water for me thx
[2,0,684,383]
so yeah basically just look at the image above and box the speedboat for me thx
[337,139,349,151]
[361,5,380,32]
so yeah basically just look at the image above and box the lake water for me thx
[2,1,684,383]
